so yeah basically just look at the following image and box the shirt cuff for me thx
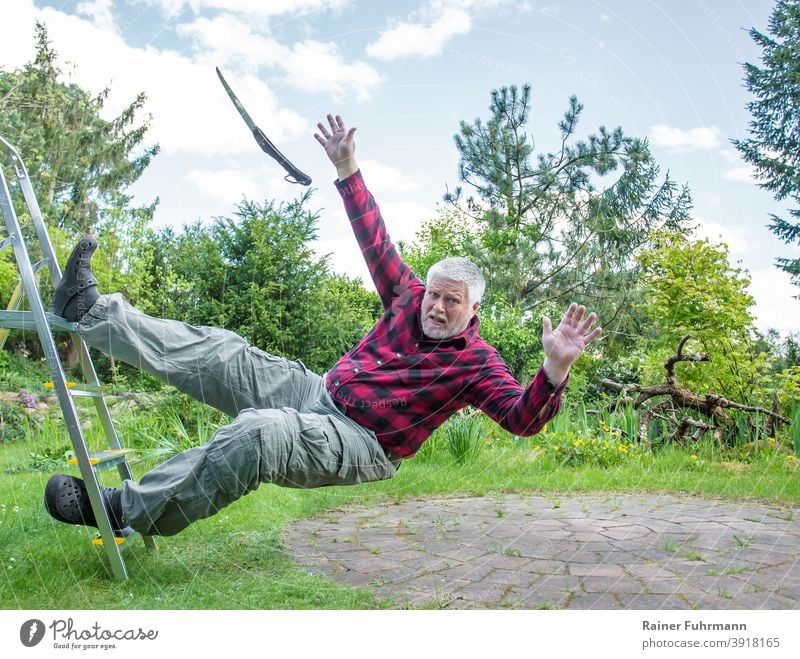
[334,169,364,195]
[537,365,569,396]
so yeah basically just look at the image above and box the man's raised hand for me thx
[542,303,602,386]
[314,114,358,180]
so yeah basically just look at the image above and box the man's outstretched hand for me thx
[542,303,602,386]
[314,114,358,180]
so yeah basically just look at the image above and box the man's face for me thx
[420,276,480,339]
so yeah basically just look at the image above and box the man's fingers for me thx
[577,312,597,334]
[316,122,331,139]
[347,126,357,141]
[313,133,327,146]
[584,327,603,345]
[336,115,345,130]
[542,316,553,336]
[327,113,338,132]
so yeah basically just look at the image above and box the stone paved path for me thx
[283,493,800,609]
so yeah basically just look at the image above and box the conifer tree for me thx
[734,0,800,293]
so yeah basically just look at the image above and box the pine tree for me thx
[0,22,159,234]
[734,0,800,293]
[447,84,692,346]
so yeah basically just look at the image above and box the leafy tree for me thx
[0,22,158,235]
[734,0,800,292]
[636,232,771,403]
[137,193,381,374]
[448,85,692,351]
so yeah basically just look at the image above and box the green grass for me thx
[0,435,798,610]
[0,390,798,610]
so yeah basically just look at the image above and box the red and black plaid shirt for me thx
[326,170,567,457]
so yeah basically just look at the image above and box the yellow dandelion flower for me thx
[617,445,627,452]
[542,424,549,433]
[788,455,797,461]
[768,437,776,443]
[690,455,698,461]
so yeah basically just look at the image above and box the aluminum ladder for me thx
[0,135,154,580]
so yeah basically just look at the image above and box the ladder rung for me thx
[68,449,134,470]
[0,310,77,332]
[92,527,139,547]
[31,257,49,273]
[44,381,109,396]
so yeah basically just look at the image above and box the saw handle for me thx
[252,127,312,186]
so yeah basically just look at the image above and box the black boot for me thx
[50,234,100,322]
[44,474,125,531]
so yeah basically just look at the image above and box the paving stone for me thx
[282,493,800,610]
[616,594,692,609]
[483,568,538,587]
[581,576,644,594]
[568,593,624,609]
[626,564,681,579]
[569,564,626,577]
[524,559,568,575]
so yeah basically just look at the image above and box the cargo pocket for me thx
[206,430,262,507]
[278,414,346,489]
[336,430,397,485]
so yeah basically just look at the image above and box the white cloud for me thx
[649,124,725,150]
[690,218,749,255]
[748,268,800,334]
[358,159,421,195]
[134,0,351,17]
[366,8,472,60]
[176,14,288,68]
[76,0,117,33]
[723,166,757,184]
[176,14,382,102]
[379,201,435,244]
[0,0,37,68]
[0,6,308,156]
[185,168,260,205]
[282,40,382,102]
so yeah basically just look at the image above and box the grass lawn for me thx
[0,434,797,610]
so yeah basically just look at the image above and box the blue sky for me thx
[2,0,798,335]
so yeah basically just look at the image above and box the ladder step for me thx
[68,448,134,470]
[92,527,139,547]
[44,381,109,397]
[0,310,77,332]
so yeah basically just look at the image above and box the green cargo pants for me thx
[77,294,397,536]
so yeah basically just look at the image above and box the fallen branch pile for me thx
[601,335,789,444]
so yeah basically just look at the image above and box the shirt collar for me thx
[417,313,481,349]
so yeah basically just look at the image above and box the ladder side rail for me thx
[9,140,133,462]
[8,142,145,537]
[0,137,62,289]
[0,163,129,580]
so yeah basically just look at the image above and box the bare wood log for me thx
[664,334,710,385]
[599,334,789,446]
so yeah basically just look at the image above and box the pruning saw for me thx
[216,67,312,186]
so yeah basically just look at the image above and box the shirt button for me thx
[396,352,401,357]
[354,368,359,373]
[414,343,419,348]
[334,381,340,386]
[376,360,382,365]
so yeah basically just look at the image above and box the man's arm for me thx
[315,114,417,309]
[469,303,602,435]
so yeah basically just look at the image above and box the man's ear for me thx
[471,301,481,315]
